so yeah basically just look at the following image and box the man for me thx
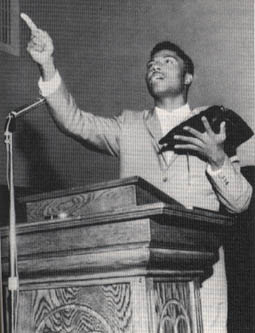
[21,13,252,333]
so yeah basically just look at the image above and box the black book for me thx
[159,105,253,157]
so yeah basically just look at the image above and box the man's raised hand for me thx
[21,13,55,79]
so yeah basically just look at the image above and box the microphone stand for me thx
[3,97,46,333]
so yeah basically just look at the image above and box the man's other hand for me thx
[174,116,227,170]
[21,13,56,81]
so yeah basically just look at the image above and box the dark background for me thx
[0,1,254,332]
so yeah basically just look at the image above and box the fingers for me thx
[183,126,204,140]
[202,116,214,135]
[174,135,204,148]
[27,34,45,52]
[174,144,201,152]
[26,28,53,55]
[20,13,38,33]
[27,41,44,53]
[220,121,226,135]
[31,33,49,46]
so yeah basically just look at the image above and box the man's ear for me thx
[184,73,193,86]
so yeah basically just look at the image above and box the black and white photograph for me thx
[0,1,254,332]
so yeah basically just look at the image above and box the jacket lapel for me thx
[143,109,176,168]
[144,109,163,149]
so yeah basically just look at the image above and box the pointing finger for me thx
[20,13,38,32]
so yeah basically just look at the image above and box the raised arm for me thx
[21,13,122,156]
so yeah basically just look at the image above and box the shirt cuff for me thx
[38,70,61,97]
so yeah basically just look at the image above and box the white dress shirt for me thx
[155,104,191,165]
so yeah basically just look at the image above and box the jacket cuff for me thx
[207,155,239,175]
[206,157,226,176]
[206,155,240,187]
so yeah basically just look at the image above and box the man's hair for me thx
[150,41,194,76]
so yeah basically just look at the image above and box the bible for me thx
[159,105,254,157]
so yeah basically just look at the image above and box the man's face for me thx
[145,49,187,98]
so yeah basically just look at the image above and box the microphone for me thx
[4,97,46,133]
[9,97,46,119]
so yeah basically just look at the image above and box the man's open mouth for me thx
[151,73,164,81]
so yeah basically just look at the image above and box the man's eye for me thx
[165,58,174,64]
[147,62,154,69]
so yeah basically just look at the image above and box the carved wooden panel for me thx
[150,281,195,333]
[17,284,132,333]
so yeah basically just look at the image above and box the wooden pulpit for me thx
[0,176,233,333]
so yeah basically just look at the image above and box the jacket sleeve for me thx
[206,156,253,213]
[45,79,123,157]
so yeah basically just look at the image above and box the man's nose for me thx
[151,61,162,72]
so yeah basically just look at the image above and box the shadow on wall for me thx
[15,119,65,192]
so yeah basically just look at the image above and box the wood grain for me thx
[21,176,182,223]
[1,227,216,281]
[0,202,233,242]
[189,280,204,333]
[152,281,193,333]
[19,176,176,204]
[131,277,150,333]
[16,284,132,333]
[0,203,224,282]
[26,185,136,223]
